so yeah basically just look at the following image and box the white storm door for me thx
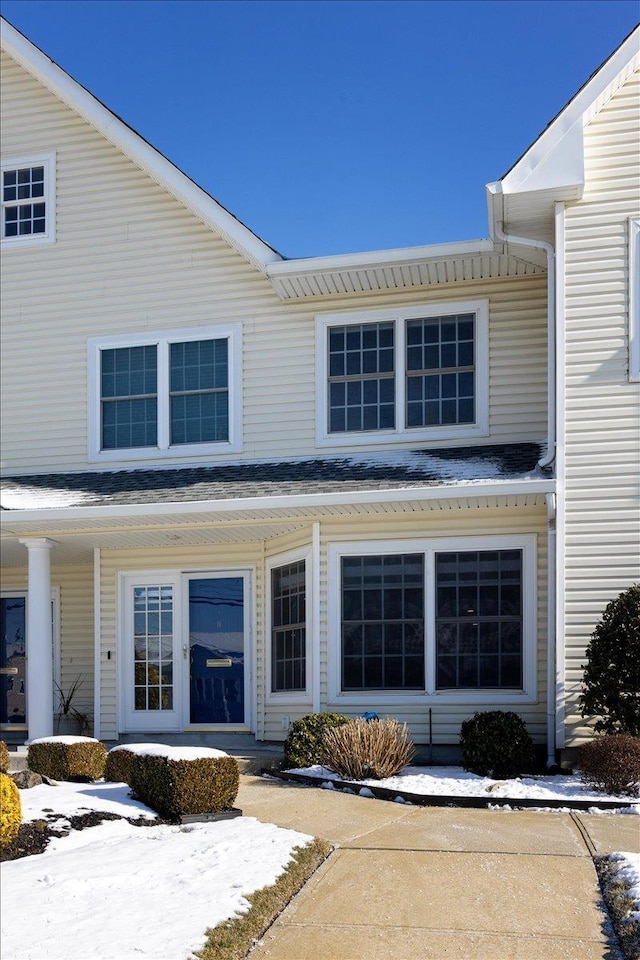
[122,576,181,731]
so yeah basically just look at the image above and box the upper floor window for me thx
[1,154,55,246]
[88,326,241,461]
[316,300,488,446]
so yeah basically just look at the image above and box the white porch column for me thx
[19,538,57,741]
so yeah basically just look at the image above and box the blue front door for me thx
[0,597,26,728]
[188,577,245,725]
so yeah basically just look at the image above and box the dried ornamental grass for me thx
[0,772,21,848]
[0,740,8,774]
[578,734,640,797]
[28,737,107,781]
[322,717,415,780]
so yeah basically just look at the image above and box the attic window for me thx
[1,154,55,246]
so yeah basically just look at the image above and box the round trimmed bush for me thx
[283,713,350,769]
[580,583,640,736]
[0,740,9,774]
[578,735,640,797]
[460,710,534,778]
[0,772,21,848]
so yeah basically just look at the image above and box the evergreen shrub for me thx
[129,753,239,821]
[0,740,8,774]
[28,737,106,781]
[104,744,169,784]
[578,735,640,797]
[322,717,414,780]
[0,772,22,848]
[460,710,534,778]
[580,583,640,736]
[283,713,350,769]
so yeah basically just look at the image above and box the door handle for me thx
[183,645,188,660]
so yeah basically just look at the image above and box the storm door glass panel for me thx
[0,597,26,726]
[189,578,244,724]
[435,550,523,689]
[133,586,174,711]
[170,339,229,444]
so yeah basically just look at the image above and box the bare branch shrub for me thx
[322,718,414,780]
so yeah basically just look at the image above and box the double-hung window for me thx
[89,326,240,460]
[317,300,488,445]
[1,154,55,245]
[329,536,536,702]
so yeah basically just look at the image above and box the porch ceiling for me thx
[0,491,549,567]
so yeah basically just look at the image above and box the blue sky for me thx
[2,0,638,258]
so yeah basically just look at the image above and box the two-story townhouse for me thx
[1,18,638,764]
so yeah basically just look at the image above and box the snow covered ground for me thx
[287,764,640,812]
[1,780,313,960]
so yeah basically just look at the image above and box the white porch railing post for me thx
[19,537,56,742]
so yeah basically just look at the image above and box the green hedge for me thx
[104,744,171,784]
[28,737,106,781]
[283,713,350,769]
[129,753,239,821]
[460,710,534,778]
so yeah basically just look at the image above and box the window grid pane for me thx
[341,554,424,690]
[2,167,46,238]
[101,345,158,449]
[406,315,475,427]
[133,585,174,711]
[170,339,229,444]
[271,561,306,692]
[328,323,395,433]
[435,550,523,689]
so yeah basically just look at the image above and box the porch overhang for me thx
[1,479,554,567]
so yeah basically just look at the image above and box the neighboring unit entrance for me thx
[0,596,26,729]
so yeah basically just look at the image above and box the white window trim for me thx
[315,299,489,447]
[629,218,640,382]
[1,152,56,247]
[265,546,313,705]
[327,534,537,706]
[88,324,242,462]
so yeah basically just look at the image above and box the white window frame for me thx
[327,534,537,706]
[316,299,489,447]
[1,152,56,247]
[629,218,640,382]
[266,546,313,705]
[88,324,242,461]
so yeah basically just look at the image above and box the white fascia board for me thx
[499,26,639,197]
[0,19,281,272]
[0,478,555,525]
[266,239,496,277]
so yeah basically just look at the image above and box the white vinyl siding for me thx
[0,50,548,476]
[562,68,640,747]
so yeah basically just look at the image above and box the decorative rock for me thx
[11,770,43,789]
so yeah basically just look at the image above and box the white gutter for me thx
[266,238,496,277]
[0,478,554,525]
[492,218,556,472]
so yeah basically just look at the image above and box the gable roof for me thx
[487,24,640,237]
[0,17,282,272]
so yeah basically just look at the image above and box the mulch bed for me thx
[1,810,168,862]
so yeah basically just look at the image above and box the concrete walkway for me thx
[237,775,639,960]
